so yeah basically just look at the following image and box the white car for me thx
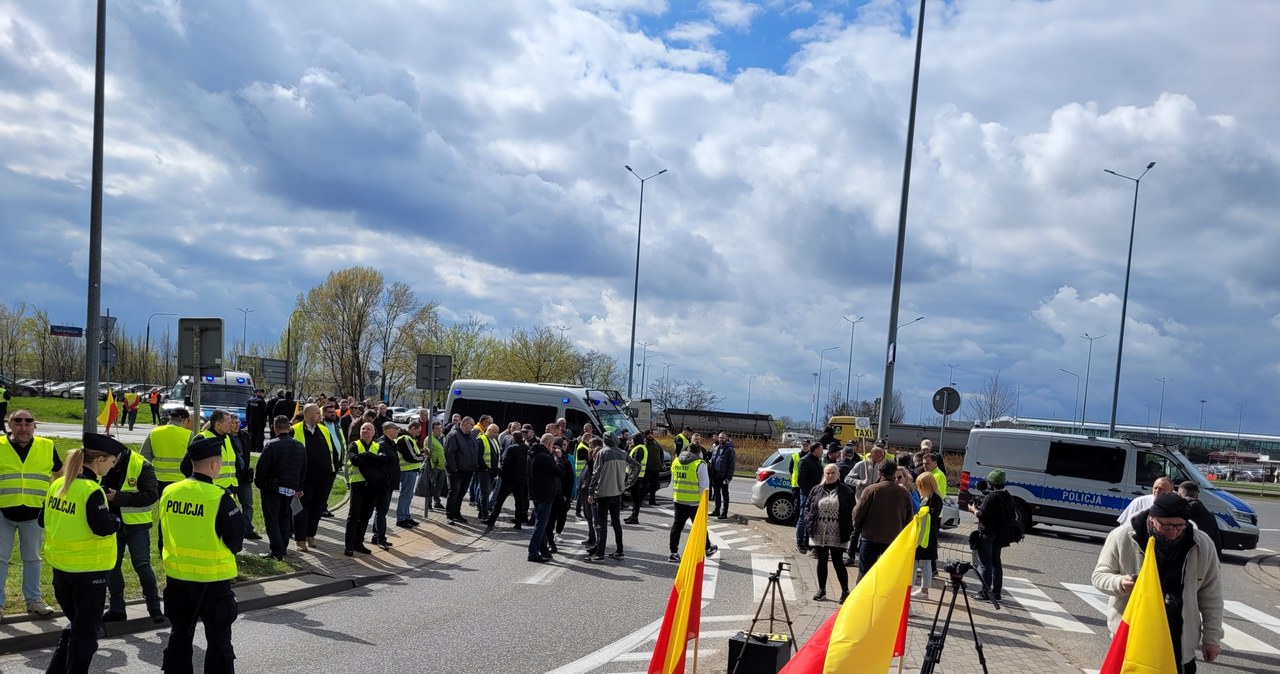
[393,408,421,423]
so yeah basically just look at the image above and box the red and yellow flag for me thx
[97,388,119,433]
[1099,537,1177,674]
[781,508,927,674]
[647,489,709,674]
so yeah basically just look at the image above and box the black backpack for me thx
[992,492,1024,547]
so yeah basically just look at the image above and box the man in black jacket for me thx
[485,425,531,531]
[526,433,560,562]
[101,442,163,623]
[228,421,261,541]
[245,389,267,453]
[795,443,825,553]
[256,415,308,560]
[1178,481,1224,557]
[369,424,405,549]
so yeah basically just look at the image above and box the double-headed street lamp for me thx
[1155,376,1173,439]
[1060,368,1080,427]
[814,346,839,428]
[842,315,864,402]
[624,165,668,399]
[1080,333,1105,425]
[235,307,254,359]
[1105,161,1155,435]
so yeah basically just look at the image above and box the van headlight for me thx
[1230,508,1256,526]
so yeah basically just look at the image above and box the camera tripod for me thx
[919,561,989,674]
[730,562,797,674]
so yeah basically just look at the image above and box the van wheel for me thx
[1013,500,1034,531]
[765,493,796,524]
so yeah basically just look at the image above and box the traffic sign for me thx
[363,384,379,398]
[50,324,84,338]
[99,340,117,367]
[933,387,960,415]
[258,357,289,386]
[177,317,224,377]
[416,353,454,390]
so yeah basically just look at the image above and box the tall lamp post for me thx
[1199,399,1207,430]
[842,315,864,402]
[746,374,755,412]
[814,346,838,428]
[1105,161,1156,435]
[1080,333,1105,425]
[639,352,659,397]
[235,307,254,360]
[1013,384,1023,421]
[1235,402,1245,451]
[1154,376,1173,439]
[826,367,839,413]
[1059,368,1081,428]
[624,165,668,399]
[144,312,176,384]
[853,373,866,409]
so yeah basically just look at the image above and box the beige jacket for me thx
[1091,518,1223,662]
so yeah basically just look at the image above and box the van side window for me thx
[1045,441,1125,482]
[1135,451,1189,485]
[565,408,593,436]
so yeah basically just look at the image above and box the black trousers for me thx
[47,570,107,674]
[711,478,731,515]
[295,474,335,541]
[815,546,849,593]
[592,495,624,556]
[646,472,660,504]
[628,478,646,519]
[669,503,715,555]
[260,491,293,557]
[485,480,528,526]
[344,482,377,551]
[553,494,570,535]
[446,471,474,520]
[162,578,237,674]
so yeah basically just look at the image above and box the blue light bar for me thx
[454,389,462,395]
[561,397,570,404]
[235,377,246,384]
[204,376,215,382]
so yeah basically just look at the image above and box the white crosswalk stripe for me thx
[751,554,796,602]
[1002,577,1092,633]
[1225,600,1280,637]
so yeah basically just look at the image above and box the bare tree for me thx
[574,349,619,390]
[823,392,854,419]
[964,371,1016,425]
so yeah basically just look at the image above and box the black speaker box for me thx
[726,631,791,674]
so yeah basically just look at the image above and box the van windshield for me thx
[596,408,639,437]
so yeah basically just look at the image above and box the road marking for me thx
[1066,583,1280,655]
[751,554,796,602]
[717,536,749,546]
[738,545,763,551]
[1001,577,1092,633]
[519,559,573,585]
[613,648,722,662]
[1225,601,1280,637]
[543,609,750,674]
[703,551,720,599]
[1256,546,1276,553]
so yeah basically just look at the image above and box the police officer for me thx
[42,433,123,673]
[160,435,245,673]
[141,407,194,491]
[101,435,163,624]
[186,410,239,492]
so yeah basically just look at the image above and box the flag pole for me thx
[691,634,699,674]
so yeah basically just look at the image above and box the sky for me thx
[2,0,1279,435]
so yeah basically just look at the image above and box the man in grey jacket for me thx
[584,434,640,562]
[1092,493,1223,673]
[443,417,478,524]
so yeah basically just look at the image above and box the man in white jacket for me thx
[1092,493,1223,673]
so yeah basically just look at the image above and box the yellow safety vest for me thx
[148,424,191,483]
[0,436,56,508]
[674,433,690,453]
[670,457,703,504]
[931,467,948,500]
[160,479,237,582]
[196,430,238,490]
[478,435,499,471]
[790,453,800,489]
[118,451,154,526]
[574,442,589,478]
[630,444,648,478]
[292,423,334,456]
[348,440,380,484]
[43,476,116,573]
[399,436,424,471]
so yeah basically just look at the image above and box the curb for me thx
[0,572,393,655]
[1243,553,1280,593]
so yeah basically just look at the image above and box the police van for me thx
[958,428,1260,550]
[162,371,256,426]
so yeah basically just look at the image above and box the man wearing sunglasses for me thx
[1093,492,1224,673]
[0,410,61,621]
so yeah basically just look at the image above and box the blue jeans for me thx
[0,514,44,602]
[529,500,554,557]
[974,533,1003,598]
[473,472,493,519]
[794,489,809,549]
[397,471,419,521]
[107,527,160,613]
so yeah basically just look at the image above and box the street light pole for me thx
[82,0,108,434]
[639,352,659,397]
[1105,161,1156,435]
[1013,384,1023,421]
[1154,377,1173,439]
[1199,399,1207,430]
[842,315,863,402]
[144,312,177,385]
[1235,402,1245,451]
[552,325,570,339]
[1080,333,1105,426]
[235,307,254,360]
[815,346,838,428]
[1060,368,1080,428]
[826,367,839,414]
[746,374,755,412]
[853,373,866,409]
[624,165,668,399]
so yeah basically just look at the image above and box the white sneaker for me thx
[26,600,55,617]
[911,589,929,600]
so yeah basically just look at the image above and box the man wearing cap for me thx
[99,431,163,624]
[1093,492,1223,673]
[370,423,405,549]
[969,469,1017,602]
[393,420,425,529]
[484,424,532,531]
[159,435,245,672]
[0,409,61,620]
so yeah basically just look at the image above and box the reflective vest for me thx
[348,440,380,484]
[148,391,160,405]
[160,479,237,582]
[674,433,690,453]
[292,423,334,457]
[43,476,116,573]
[0,436,56,508]
[399,436,425,471]
[930,467,948,500]
[630,444,648,478]
[790,453,800,489]
[123,392,141,410]
[196,430,238,490]
[478,435,499,471]
[573,442,589,478]
[117,450,154,526]
[148,424,192,483]
[670,456,703,504]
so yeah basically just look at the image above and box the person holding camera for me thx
[969,469,1016,602]
[805,463,854,602]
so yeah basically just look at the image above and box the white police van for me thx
[958,428,1260,550]
[162,371,256,426]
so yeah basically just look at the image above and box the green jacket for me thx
[427,434,446,471]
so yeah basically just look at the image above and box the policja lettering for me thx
[164,499,206,517]
[47,495,77,515]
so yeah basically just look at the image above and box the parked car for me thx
[49,381,84,398]
[0,375,39,397]
[393,407,421,423]
[752,447,801,524]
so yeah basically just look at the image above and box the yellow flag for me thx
[96,388,119,431]
[1098,536,1178,673]
[648,489,709,674]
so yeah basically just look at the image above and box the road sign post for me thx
[932,386,961,453]
[178,318,225,424]
[416,353,454,416]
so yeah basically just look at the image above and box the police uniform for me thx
[160,436,245,674]
[41,433,123,674]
